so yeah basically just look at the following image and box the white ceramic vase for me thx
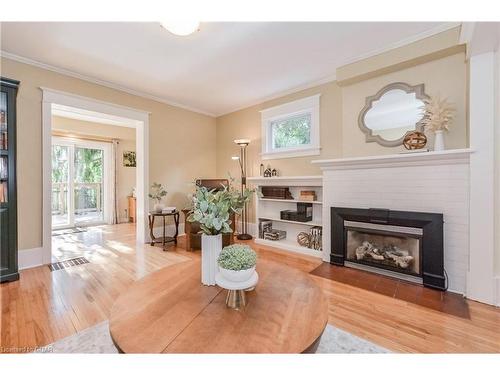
[153,202,165,212]
[219,266,256,283]
[433,130,445,151]
[201,233,222,286]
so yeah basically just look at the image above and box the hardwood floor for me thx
[1,223,499,353]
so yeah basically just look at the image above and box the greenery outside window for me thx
[261,94,320,159]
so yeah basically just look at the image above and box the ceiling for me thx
[0,22,458,116]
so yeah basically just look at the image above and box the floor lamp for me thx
[233,139,252,240]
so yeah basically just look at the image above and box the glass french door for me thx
[52,137,109,229]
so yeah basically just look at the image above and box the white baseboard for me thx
[18,247,45,270]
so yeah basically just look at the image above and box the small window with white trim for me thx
[261,94,320,159]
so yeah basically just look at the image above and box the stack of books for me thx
[258,220,273,239]
[263,229,286,241]
[162,207,176,213]
[299,190,317,201]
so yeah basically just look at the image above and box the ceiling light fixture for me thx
[159,20,200,36]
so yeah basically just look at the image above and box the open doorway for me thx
[41,88,149,265]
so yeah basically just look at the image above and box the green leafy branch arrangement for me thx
[187,179,255,235]
[217,244,257,271]
[148,182,167,203]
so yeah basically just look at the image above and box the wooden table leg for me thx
[162,215,166,250]
[173,212,179,244]
[148,214,155,246]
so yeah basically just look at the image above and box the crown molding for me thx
[339,22,462,66]
[2,22,462,118]
[217,73,336,117]
[216,22,462,117]
[0,50,216,117]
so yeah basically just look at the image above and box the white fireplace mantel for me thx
[311,149,474,170]
[312,148,474,295]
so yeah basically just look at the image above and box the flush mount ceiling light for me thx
[159,20,200,36]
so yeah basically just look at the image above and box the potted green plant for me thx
[188,181,254,285]
[149,182,167,212]
[217,244,257,282]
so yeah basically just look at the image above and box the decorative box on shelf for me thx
[247,176,323,258]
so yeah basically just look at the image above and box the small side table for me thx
[148,211,180,250]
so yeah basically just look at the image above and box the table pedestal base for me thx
[226,290,247,310]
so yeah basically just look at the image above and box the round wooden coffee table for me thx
[109,258,328,353]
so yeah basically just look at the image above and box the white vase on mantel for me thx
[201,233,222,286]
[433,130,445,151]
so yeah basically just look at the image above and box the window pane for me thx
[271,113,311,149]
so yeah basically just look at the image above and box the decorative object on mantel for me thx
[420,95,455,151]
[358,82,429,147]
[216,244,258,309]
[233,138,253,240]
[188,182,253,286]
[148,182,167,212]
[260,163,264,176]
[402,131,427,150]
[271,168,278,177]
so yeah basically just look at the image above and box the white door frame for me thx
[41,87,150,264]
[51,136,112,228]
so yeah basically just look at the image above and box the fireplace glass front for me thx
[345,221,422,276]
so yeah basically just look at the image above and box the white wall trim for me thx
[41,88,150,265]
[468,52,496,305]
[18,248,44,270]
[312,149,474,170]
[340,22,462,67]
[260,94,321,160]
[1,51,216,117]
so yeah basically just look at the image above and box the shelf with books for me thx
[252,176,324,258]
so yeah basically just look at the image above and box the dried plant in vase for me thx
[420,95,455,151]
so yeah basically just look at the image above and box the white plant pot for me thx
[219,266,256,283]
[433,130,445,151]
[153,202,165,212]
[201,234,222,286]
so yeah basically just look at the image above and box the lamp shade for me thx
[234,139,250,146]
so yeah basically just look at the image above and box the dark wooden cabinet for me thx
[1,77,19,283]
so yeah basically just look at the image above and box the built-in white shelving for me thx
[247,175,323,258]
[259,198,322,204]
[258,216,323,227]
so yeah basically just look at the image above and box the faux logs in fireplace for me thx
[330,207,445,290]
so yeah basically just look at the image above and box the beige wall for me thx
[342,52,468,156]
[1,57,216,251]
[216,81,343,180]
[216,49,468,224]
[52,116,137,223]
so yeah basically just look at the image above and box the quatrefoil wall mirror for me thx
[358,82,429,147]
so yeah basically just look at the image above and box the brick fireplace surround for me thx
[312,149,473,295]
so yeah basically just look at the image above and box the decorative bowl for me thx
[219,266,256,283]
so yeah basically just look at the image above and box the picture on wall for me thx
[123,151,136,167]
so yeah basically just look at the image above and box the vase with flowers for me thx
[188,180,254,285]
[149,182,168,212]
[420,95,455,151]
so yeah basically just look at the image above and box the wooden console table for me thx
[109,258,328,353]
[148,211,180,250]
